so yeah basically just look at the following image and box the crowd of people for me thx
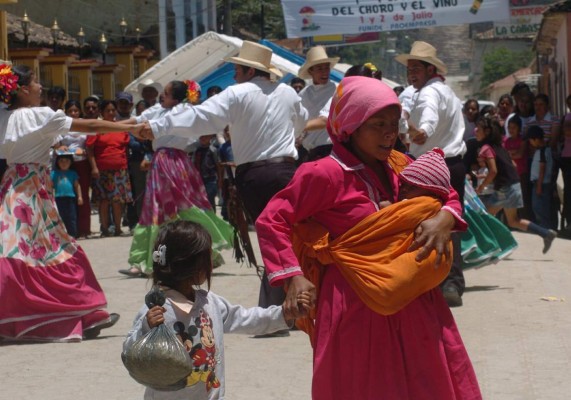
[0,37,569,399]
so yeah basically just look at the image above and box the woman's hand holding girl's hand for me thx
[146,305,167,328]
[284,275,316,319]
[408,210,454,266]
[282,291,315,323]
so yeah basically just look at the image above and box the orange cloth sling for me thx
[292,196,452,342]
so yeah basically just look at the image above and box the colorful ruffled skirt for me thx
[128,148,233,274]
[461,181,518,269]
[0,164,109,342]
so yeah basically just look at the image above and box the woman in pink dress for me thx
[0,64,143,342]
[256,77,482,399]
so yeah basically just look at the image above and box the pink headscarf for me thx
[327,76,401,143]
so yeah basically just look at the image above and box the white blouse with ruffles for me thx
[0,107,73,165]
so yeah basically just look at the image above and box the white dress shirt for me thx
[150,77,309,166]
[0,107,73,165]
[299,81,336,150]
[137,103,195,151]
[408,78,466,159]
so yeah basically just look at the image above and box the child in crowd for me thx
[504,115,527,177]
[218,127,233,221]
[463,99,479,141]
[51,153,83,238]
[474,158,494,203]
[475,115,557,253]
[123,220,311,399]
[528,126,555,229]
[192,134,219,210]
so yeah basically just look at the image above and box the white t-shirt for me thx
[123,288,289,400]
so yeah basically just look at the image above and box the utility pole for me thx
[260,4,265,40]
[223,0,232,35]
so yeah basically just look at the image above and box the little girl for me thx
[123,220,310,399]
[475,115,557,253]
[51,153,83,238]
[503,114,527,177]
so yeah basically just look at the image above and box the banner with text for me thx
[493,5,548,38]
[281,0,511,38]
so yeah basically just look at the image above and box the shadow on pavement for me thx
[464,285,509,292]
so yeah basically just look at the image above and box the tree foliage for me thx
[480,47,534,89]
[219,0,286,40]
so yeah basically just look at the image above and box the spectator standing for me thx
[497,93,514,128]
[528,126,556,229]
[141,42,308,335]
[218,127,233,221]
[47,86,66,111]
[83,96,100,120]
[297,46,339,162]
[51,153,83,238]
[192,134,219,210]
[135,99,150,116]
[86,100,132,237]
[57,100,92,238]
[475,115,557,253]
[560,113,571,233]
[116,91,152,231]
[289,77,306,94]
[504,115,527,176]
[395,41,467,307]
[463,99,479,141]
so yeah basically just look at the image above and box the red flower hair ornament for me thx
[184,80,201,105]
[0,64,19,105]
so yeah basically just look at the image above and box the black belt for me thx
[445,155,463,163]
[236,156,296,174]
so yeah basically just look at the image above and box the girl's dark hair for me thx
[170,80,188,103]
[480,105,495,118]
[64,100,82,116]
[463,98,479,111]
[477,115,503,146]
[9,65,34,106]
[535,93,549,106]
[55,154,74,169]
[152,221,213,290]
[508,114,522,131]
[497,93,513,106]
[47,86,66,99]
[98,99,117,112]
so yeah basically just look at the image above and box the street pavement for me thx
[1,220,570,399]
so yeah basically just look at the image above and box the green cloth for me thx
[128,207,234,274]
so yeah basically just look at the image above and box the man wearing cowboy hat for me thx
[297,46,339,161]
[396,41,467,308]
[137,78,163,107]
[142,41,308,331]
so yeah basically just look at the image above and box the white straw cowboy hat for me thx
[137,78,163,94]
[225,41,283,78]
[395,41,448,75]
[298,46,340,80]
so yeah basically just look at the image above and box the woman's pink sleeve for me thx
[255,163,336,287]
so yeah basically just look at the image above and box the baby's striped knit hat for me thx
[399,148,450,198]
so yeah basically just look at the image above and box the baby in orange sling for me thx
[293,148,456,337]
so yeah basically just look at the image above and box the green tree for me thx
[218,0,286,40]
[480,47,534,89]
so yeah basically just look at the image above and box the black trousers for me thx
[235,160,297,308]
[441,156,466,295]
